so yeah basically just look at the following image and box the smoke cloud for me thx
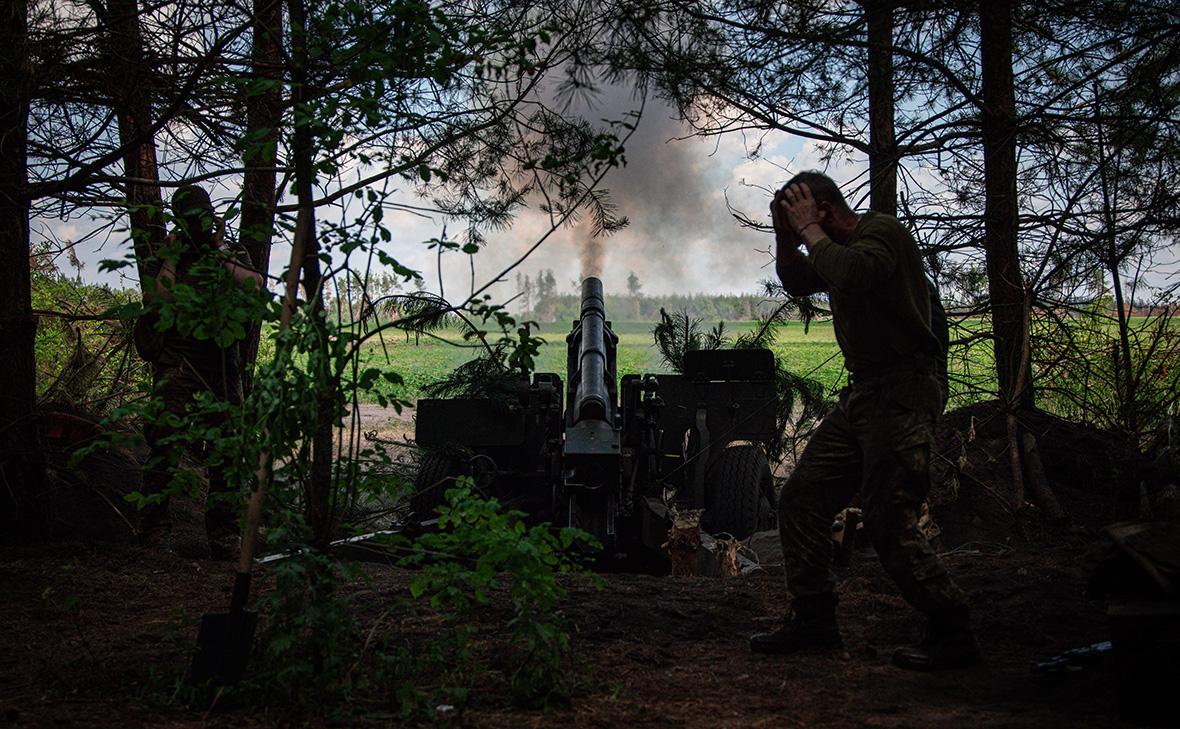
[580,222,604,279]
[532,79,789,298]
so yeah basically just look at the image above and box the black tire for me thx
[412,452,462,519]
[705,444,773,539]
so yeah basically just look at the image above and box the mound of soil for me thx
[37,404,209,553]
[930,401,1147,547]
[38,405,142,544]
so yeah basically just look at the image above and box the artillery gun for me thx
[412,277,779,562]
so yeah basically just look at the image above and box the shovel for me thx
[190,210,309,686]
[190,479,268,685]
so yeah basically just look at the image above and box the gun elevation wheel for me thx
[705,444,773,539]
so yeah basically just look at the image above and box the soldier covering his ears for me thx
[751,172,979,670]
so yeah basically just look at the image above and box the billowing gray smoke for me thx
[562,80,748,293]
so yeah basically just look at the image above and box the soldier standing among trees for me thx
[751,171,980,670]
[136,185,264,559]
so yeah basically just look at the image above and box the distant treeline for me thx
[512,268,796,323]
[523,293,793,323]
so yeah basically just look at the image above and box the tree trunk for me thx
[865,0,898,217]
[238,0,283,387]
[0,0,45,541]
[287,0,335,547]
[979,0,1032,411]
[104,0,167,279]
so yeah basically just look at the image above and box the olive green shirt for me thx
[778,212,942,375]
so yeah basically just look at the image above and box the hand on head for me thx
[771,183,824,248]
[770,188,795,247]
[779,183,823,237]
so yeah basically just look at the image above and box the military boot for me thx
[750,593,843,655]
[892,610,981,670]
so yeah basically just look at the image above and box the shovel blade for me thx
[191,609,258,686]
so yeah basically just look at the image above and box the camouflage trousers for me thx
[778,368,969,621]
[140,358,243,540]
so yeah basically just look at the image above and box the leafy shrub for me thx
[252,550,362,713]
[400,481,598,706]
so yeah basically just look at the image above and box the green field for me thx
[357,314,1180,426]
[358,319,849,404]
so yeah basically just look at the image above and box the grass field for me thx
[357,319,849,404]
[357,314,1179,424]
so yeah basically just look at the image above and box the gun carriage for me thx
[413,277,779,561]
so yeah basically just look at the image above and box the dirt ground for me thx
[0,538,1125,728]
[9,400,1157,727]
[356,402,417,442]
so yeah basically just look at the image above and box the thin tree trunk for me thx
[238,0,283,388]
[287,0,334,547]
[1005,286,1033,514]
[980,0,1032,414]
[0,0,45,541]
[865,0,897,217]
[1094,95,1137,438]
[1106,256,1135,434]
[104,0,167,279]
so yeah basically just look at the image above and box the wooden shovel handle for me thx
[236,207,311,575]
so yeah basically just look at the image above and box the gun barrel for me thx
[575,277,610,422]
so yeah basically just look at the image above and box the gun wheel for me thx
[411,451,462,519]
[705,444,774,539]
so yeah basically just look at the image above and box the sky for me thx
[43,76,870,305]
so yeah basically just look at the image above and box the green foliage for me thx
[201,483,597,719]
[1034,306,1180,444]
[252,551,362,712]
[420,349,520,402]
[30,248,147,412]
[652,307,728,372]
[418,302,545,405]
[466,296,547,374]
[401,481,598,706]
[143,243,275,349]
[39,0,641,718]
[375,291,453,332]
